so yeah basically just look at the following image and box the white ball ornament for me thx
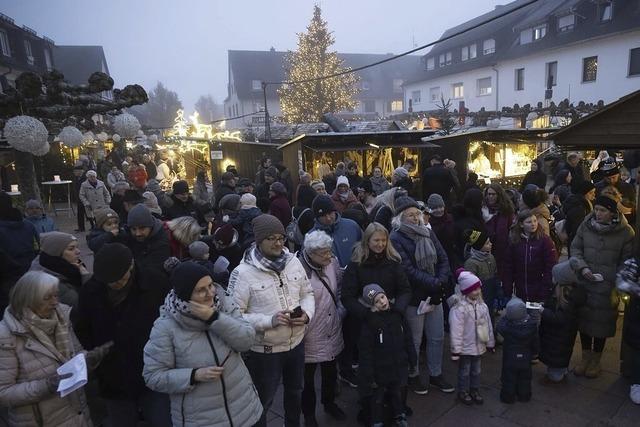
[114,113,141,138]
[57,126,83,147]
[4,115,49,154]
[112,134,121,142]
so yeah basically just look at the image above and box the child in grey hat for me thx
[188,241,230,287]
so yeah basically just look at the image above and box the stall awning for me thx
[278,130,439,151]
[550,89,640,149]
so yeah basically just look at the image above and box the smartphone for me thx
[290,306,303,319]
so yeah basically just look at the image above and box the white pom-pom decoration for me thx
[4,115,49,154]
[96,132,109,142]
[148,134,159,143]
[32,141,51,157]
[137,130,145,137]
[57,126,83,147]
[112,134,121,142]
[114,113,141,138]
[82,132,95,144]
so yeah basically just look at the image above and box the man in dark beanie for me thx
[256,167,278,209]
[594,158,636,221]
[310,194,362,267]
[125,204,170,277]
[74,243,172,426]
[214,172,237,211]
[164,180,197,220]
[563,181,596,254]
[229,214,315,427]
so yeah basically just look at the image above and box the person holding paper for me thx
[0,271,111,427]
[143,261,262,427]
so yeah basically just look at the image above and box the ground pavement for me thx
[10,206,639,427]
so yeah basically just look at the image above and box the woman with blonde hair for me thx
[163,215,202,259]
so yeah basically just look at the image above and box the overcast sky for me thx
[4,0,506,117]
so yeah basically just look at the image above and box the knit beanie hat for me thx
[571,180,595,196]
[40,232,76,257]
[265,166,278,178]
[25,199,42,210]
[394,196,419,216]
[145,179,161,194]
[455,268,482,295]
[93,243,133,284]
[361,283,386,307]
[172,180,189,195]
[86,170,97,178]
[594,195,618,214]
[240,193,257,209]
[213,223,236,246]
[95,208,119,229]
[252,214,285,244]
[219,193,241,211]
[522,188,545,209]
[270,181,287,195]
[127,204,155,228]
[123,189,144,203]
[312,195,336,218]
[311,180,325,191]
[393,167,409,179]
[188,241,210,260]
[465,229,489,250]
[142,191,160,211]
[427,193,445,210]
[336,175,350,188]
[170,261,212,301]
[506,297,528,322]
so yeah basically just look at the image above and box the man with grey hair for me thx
[79,170,111,228]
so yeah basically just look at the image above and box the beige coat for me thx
[0,305,92,427]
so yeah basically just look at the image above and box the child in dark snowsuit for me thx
[358,284,415,427]
[187,241,230,287]
[497,297,538,403]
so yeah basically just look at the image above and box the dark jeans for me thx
[302,360,337,417]
[500,364,532,403]
[246,343,305,427]
[76,202,86,231]
[372,383,403,424]
[631,348,640,384]
[104,390,171,427]
[457,355,481,392]
[580,333,606,353]
[338,314,361,375]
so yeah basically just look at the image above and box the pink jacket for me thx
[448,295,495,356]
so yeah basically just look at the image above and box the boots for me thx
[585,351,602,378]
[573,349,592,376]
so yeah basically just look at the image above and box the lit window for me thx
[533,24,547,40]
[483,39,495,55]
[411,90,421,103]
[426,57,435,70]
[453,82,464,99]
[600,1,613,22]
[24,40,34,65]
[477,77,492,96]
[582,56,598,82]
[0,30,10,57]
[429,87,440,102]
[630,47,640,76]
[515,68,525,91]
[251,80,261,91]
[558,14,575,32]
[390,100,403,112]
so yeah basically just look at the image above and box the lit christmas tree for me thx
[278,5,359,123]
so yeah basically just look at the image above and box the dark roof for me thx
[250,120,407,142]
[422,127,555,144]
[228,50,422,101]
[410,0,640,83]
[278,130,438,151]
[550,89,640,148]
[53,45,110,85]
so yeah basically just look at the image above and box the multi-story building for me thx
[224,49,422,128]
[404,0,640,115]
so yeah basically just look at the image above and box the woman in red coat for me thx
[482,184,515,286]
[268,181,292,228]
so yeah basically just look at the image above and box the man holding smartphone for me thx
[229,214,315,427]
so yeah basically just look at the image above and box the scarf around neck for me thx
[469,247,490,261]
[22,307,73,362]
[253,245,291,273]
[39,252,83,289]
[398,223,437,274]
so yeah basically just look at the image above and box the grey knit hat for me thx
[427,193,445,210]
[189,241,210,260]
[95,208,119,229]
[270,181,287,195]
[127,204,155,228]
[40,231,77,257]
[360,283,386,307]
[219,193,241,211]
[252,214,285,244]
[506,297,528,322]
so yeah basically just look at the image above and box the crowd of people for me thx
[1,149,640,427]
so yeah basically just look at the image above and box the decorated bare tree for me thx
[0,70,148,201]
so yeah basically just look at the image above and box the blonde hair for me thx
[10,271,59,319]
[351,222,401,264]
[167,216,203,246]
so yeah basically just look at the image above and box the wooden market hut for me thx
[206,139,281,181]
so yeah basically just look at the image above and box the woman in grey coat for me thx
[570,195,634,378]
[143,261,262,427]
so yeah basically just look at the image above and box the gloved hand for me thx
[85,341,114,371]
[451,354,460,361]
[46,372,72,393]
[617,258,640,297]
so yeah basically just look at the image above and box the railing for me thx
[0,13,14,24]
[22,25,37,36]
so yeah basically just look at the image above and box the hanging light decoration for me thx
[96,131,109,142]
[57,126,84,147]
[114,113,141,138]
[4,115,49,154]
[112,133,121,142]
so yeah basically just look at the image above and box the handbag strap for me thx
[314,270,338,306]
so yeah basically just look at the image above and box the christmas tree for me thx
[278,5,359,123]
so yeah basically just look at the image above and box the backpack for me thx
[286,207,311,247]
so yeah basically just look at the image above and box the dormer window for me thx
[558,14,575,32]
[533,24,547,41]
[438,52,452,67]
[599,1,613,22]
[24,40,34,65]
[461,44,477,61]
[426,57,435,70]
[483,39,495,55]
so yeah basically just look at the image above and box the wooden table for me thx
[41,180,74,217]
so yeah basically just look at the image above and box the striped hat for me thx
[455,268,482,295]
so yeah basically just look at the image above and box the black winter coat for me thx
[358,309,416,387]
[74,269,171,399]
[369,204,393,232]
[163,194,197,220]
[122,221,171,277]
[296,184,317,209]
[341,254,412,320]
[623,296,640,350]
[562,194,591,249]
[86,228,125,254]
[214,184,236,210]
[422,164,457,203]
[496,316,538,368]
[539,294,581,368]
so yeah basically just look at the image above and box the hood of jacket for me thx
[583,211,630,234]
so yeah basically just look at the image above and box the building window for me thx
[533,24,547,41]
[251,80,261,91]
[439,54,445,67]
[363,100,376,113]
[483,39,495,55]
[558,14,575,32]
[429,87,440,102]
[446,52,452,65]
[477,77,492,96]
[0,30,10,57]
[520,29,533,45]
[411,90,421,104]
[545,61,558,88]
[453,82,464,99]
[24,40,34,65]
[362,81,370,91]
[439,52,452,67]
[426,57,435,70]
[599,1,613,22]
[630,47,640,76]
[582,56,598,82]
[44,49,53,71]
[461,44,477,61]
[393,79,403,93]
[515,68,525,91]
[390,100,403,112]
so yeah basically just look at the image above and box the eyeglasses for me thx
[265,236,286,244]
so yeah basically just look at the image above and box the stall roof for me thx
[278,130,439,151]
[550,89,640,149]
[421,127,557,144]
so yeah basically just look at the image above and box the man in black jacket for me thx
[214,172,237,210]
[562,181,595,252]
[125,204,171,277]
[163,180,197,220]
[422,155,458,204]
